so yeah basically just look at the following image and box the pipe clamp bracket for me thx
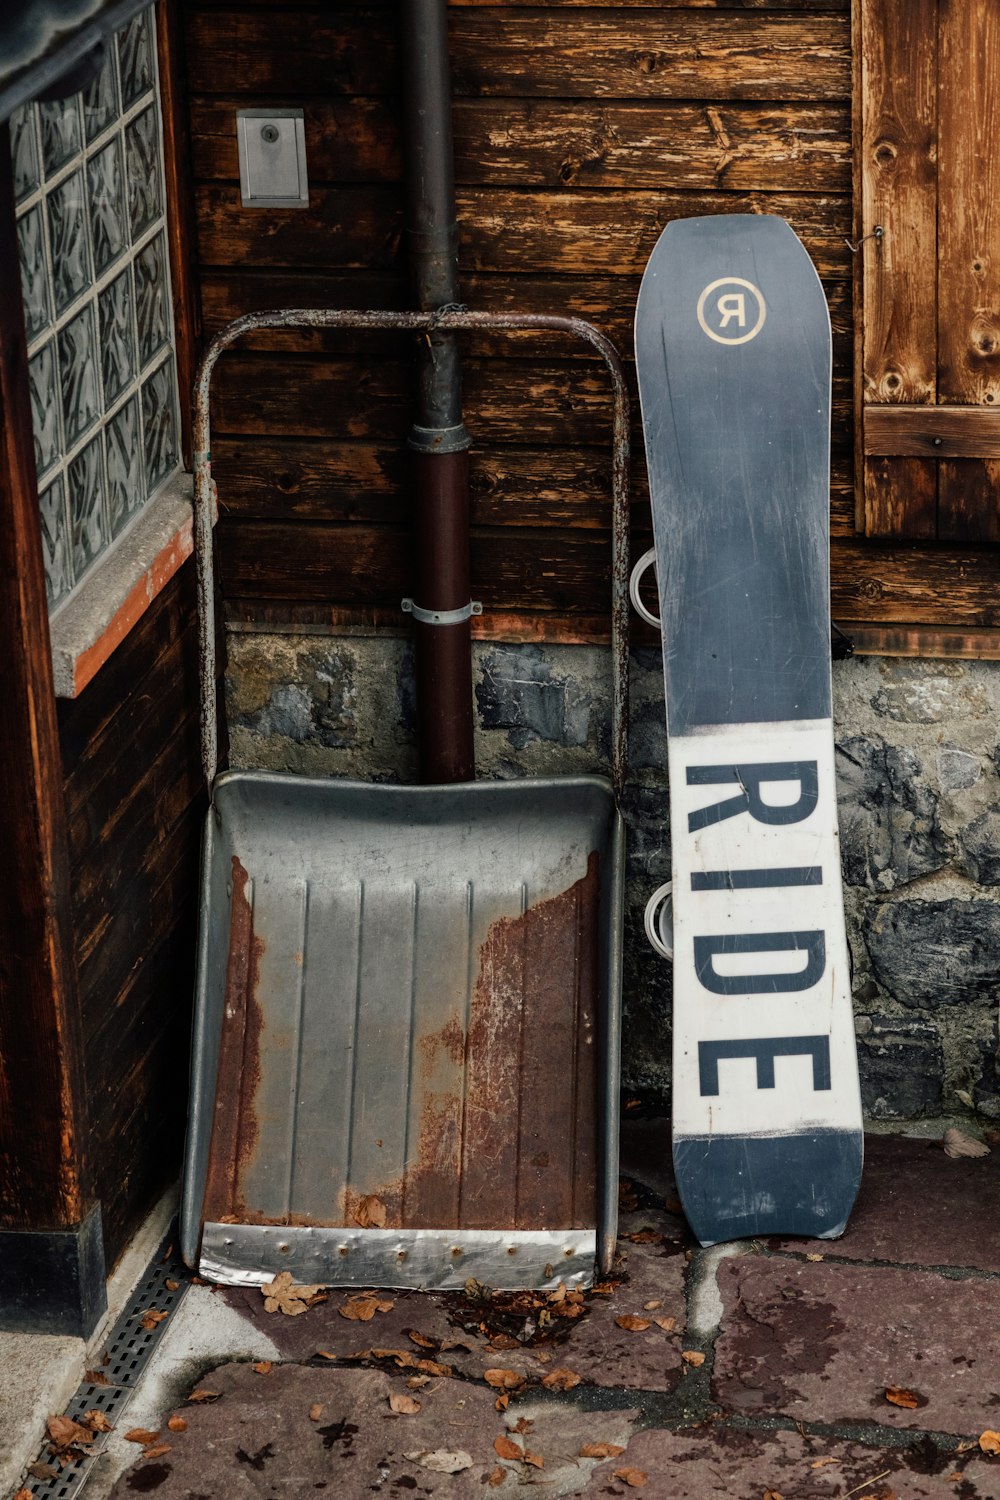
[402,598,483,627]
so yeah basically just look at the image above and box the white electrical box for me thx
[236,109,309,208]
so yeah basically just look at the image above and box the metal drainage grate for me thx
[12,1231,190,1500]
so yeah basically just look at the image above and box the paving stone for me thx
[108,1361,641,1498]
[577,1422,1000,1499]
[215,1207,687,1395]
[714,1255,1000,1435]
[771,1132,1000,1273]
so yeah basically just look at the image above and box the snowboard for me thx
[634,214,863,1246]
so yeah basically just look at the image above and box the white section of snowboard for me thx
[669,718,863,1143]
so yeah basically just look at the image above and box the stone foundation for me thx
[225,632,1000,1124]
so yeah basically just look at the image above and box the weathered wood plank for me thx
[449,11,850,100]
[830,538,1000,627]
[0,129,90,1233]
[864,404,1000,458]
[858,457,936,541]
[937,0,1000,410]
[196,185,851,278]
[190,96,849,194]
[859,0,936,407]
[937,461,1000,545]
[184,9,848,100]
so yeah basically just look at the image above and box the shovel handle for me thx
[193,309,631,800]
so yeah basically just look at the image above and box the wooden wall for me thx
[57,562,204,1267]
[180,0,863,640]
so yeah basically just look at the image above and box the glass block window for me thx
[11,6,181,611]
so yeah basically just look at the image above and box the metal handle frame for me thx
[193,308,631,800]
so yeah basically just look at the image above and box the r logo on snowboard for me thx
[696,277,766,345]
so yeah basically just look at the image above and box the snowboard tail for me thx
[635,215,864,1245]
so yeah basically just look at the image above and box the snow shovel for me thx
[180,307,630,1292]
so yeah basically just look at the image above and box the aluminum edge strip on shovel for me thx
[201,1225,597,1292]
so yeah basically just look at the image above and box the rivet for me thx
[932,436,943,447]
[451,1246,462,1257]
[507,1245,518,1256]
[338,1246,349,1257]
[563,1247,575,1257]
[397,1249,408,1260]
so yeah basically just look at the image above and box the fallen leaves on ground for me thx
[142,1444,171,1461]
[388,1392,421,1414]
[624,1229,664,1245]
[763,1491,784,1499]
[613,1467,648,1487]
[653,1316,677,1332]
[943,1128,990,1159]
[352,1194,387,1228]
[485,1368,524,1390]
[13,1489,32,1499]
[27,1462,60,1480]
[263,1270,327,1315]
[806,1253,825,1262]
[140,1309,169,1331]
[403,1449,473,1473]
[83,1410,112,1433]
[167,1416,188,1433]
[339,1293,395,1321]
[580,1442,625,1459]
[643,1300,661,1311]
[165,1279,181,1292]
[495,1393,509,1412]
[123,1428,161,1445]
[495,1435,523,1460]
[186,1388,221,1403]
[618,1179,639,1212]
[979,1431,1000,1455]
[615,1314,651,1332]
[316,1350,337,1361]
[681,1350,706,1367]
[47,1415,95,1452]
[885,1387,923,1409]
[489,1467,506,1486]
[253,1361,272,1375]
[447,1277,588,1347]
[523,1449,544,1469]
[407,1329,437,1349]
[84,1368,110,1386]
[309,1403,324,1421]
[541,1367,582,1391]
[810,1458,839,1469]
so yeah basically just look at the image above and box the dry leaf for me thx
[13,1490,33,1499]
[615,1314,651,1332]
[253,1361,272,1375]
[613,1468,648,1488]
[339,1293,394,1321]
[581,1442,627,1459]
[653,1316,677,1332]
[403,1449,473,1474]
[140,1309,169,1330]
[682,1350,706,1367]
[389,1392,421,1415]
[27,1463,60,1480]
[485,1369,523,1390]
[495,1434,523,1460]
[885,1386,922,1409]
[496,1393,509,1412]
[811,1458,839,1469]
[263,1270,326,1315]
[524,1450,544,1469]
[187,1388,221,1403]
[643,1300,662,1311]
[167,1416,188,1433]
[84,1368,110,1387]
[352,1194,388,1228]
[415,1358,452,1377]
[165,1279,180,1292]
[308,1403,324,1421]
[489,1467,506,1487]
[316,1350,337,1361]
[763,1492,784,1500]
[408,1376,431,1390]
[142,1444,172,1461]
[944,1128,991,1159]
[83,1410,112,1433]
[47,1414,95,1450]
[124,1428,161,1445]
[979,1430,1000,1454]
[407,1330,437,1349]
[806,1253,825,1262]
[541,1367,582,1391]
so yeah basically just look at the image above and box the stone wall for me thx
[225,632,1000,1125]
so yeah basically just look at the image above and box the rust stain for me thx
[201,855,266,1224]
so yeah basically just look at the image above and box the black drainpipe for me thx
[400,0,475,784]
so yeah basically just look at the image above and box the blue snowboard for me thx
[635,214,863,1246]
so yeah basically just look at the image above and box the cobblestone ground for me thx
[92,1127,1000,1499]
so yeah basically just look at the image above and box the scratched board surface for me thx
[635,214,863,1247]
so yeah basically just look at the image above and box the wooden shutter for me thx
[857,0,1000,540]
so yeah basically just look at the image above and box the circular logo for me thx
[696,277,767,346]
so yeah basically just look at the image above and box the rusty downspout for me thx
[400,0,475,783]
